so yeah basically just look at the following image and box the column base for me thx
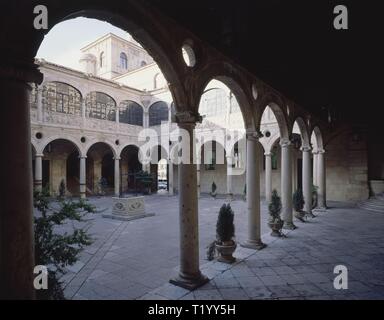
[170,272,209,291]
[241,239,266,250]
[283,221,297,230]
[80,193,86,199]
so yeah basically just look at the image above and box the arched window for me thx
[199,88,228,117]
[100,52,105,68]
[141,60,147,67]
[86,92,116,121]
[120,52,128,69]
[119,101,143,126]
[149,101,169,126]
[42,82,82,115]
[153,73,166,89]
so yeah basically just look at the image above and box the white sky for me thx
[36,17,132,71]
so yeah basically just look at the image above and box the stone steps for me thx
[357,194,384,213]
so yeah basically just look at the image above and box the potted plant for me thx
[293,188,306,222]
[243,183,246,201]
[215,203,236,263]
[312,185,318,209]
[58,179,66,199]
[210,181,217,199]
[268,189,284,237]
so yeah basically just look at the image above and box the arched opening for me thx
[120,52,128,69]
[86,142,115,195]
[148,101,168,126]
[42,139,81,196]
[86,92,116,121]
[119,100,143,126]
[149,145,169,193]
[42,81,82,115]
[120,144,142,194]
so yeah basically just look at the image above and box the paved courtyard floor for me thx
[60,194,384,300]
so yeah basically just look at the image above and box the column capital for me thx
[114,157,121,161]
[173,111,202,125]
[0,60,43,84]
[264,152,272,157]
[35,153,44,158]
[317,149,325,154]
[246,129,263,141]
[300,146,312,152]
[280,139,292,148]
[79,155,87,159]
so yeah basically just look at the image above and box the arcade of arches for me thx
[1,1,383,299]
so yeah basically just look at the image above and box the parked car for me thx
[158,181,167,190]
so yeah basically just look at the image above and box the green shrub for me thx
[268,189,282,222]
[34,188,95,299]
[293,188,305,211]
[216,203,235,243]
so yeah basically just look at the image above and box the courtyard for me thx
[58,195,384,300]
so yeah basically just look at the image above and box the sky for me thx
[36,17,132,71]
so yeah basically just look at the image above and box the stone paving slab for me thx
[58,195,384,300]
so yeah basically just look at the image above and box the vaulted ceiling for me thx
[149,0,382,126]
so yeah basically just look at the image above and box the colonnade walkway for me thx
[59,195,384,300]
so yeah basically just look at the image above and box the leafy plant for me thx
[206,241,217,261]
[268,189,282,223]
[293,188,305,212]
[34,187,95,300]
[216,203,235,243]
[211,181,217,196]
[58,179,66,198]
[312,185,318,208]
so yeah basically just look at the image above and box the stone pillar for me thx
[265,152,272,203]
[226,155,233,198]
[79,156,87,199]
[34,153,43,191]
[168,160,174,195]
[313,151,318,186]
[143,110,149,128]
[0,62,43,299]
[281,140,296,229]
[114,157,120,197]
[242,131,266,250]
[36,86,43,122]
[317,149,327,209]
[116,106,119,123]
[170,111,208,290]
[302,146,312,214]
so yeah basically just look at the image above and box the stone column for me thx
[242,131,266,250]
[226,155,233,198]
[168,160,174,195]
[0,62,43,299]
[170,111,208,290]
[34,153,43,191]
[281,140,296,229]
[317,149,327,209]
[313,150,318,186]
[36,86,43,122]
[143,110,149,128]
[79,156,87,199]
[114,157,120,197]
[265,152,272,203]
[302,146,312,214]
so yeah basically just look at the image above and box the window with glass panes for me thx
[119,101,143,126]
[86,92,116,121]
[149,101,168,126]
[43,82,82,115]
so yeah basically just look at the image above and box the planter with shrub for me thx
[268,189,284,237]
[207,203,236,263]
[293,188,306,222]
[210,181,217,199]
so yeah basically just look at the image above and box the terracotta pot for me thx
[215,241,236,263]
[268,219,284,237]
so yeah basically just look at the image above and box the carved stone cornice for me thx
[173,111,202,125]
[0,60,43,84]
